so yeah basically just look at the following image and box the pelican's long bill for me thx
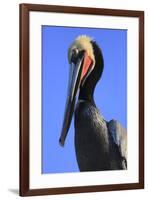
[59,53,85,146]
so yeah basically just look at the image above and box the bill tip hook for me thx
[59,138,65,147]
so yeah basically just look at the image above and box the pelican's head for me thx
[59,35,103,146]
[68,35,96,87]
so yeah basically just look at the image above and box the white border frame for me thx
[29,11,139,189]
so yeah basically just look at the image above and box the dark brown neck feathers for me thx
[79,41,104,105]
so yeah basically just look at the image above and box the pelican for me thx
[59,35,127,171]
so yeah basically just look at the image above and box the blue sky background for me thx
[42,26,127,174]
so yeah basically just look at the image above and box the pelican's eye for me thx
[70,48,79,64]
[72,48,79,56]
[71,48,85,64]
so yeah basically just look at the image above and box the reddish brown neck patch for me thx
[81,53,93,82]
